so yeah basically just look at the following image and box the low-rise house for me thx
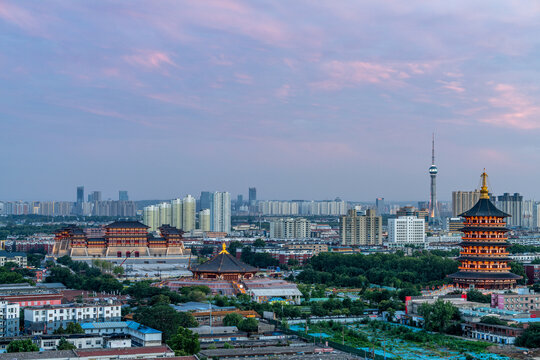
[0,345,176,360]
[189,326,249,343]
[192,309,259,326]
[81,321,162,347]
[462,321,524,345]
[0,251,27,267]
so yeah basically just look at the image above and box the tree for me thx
[515,323,540,348]
[113,266,125,275]
[134,304,198,341]
[223,342,234,349]
[228,241,244,256]
[287,258,300,267]
[65,322,84,334]
[418,299,460,334]
[238,318,259,333]
[253,239,266,248]
[167,327,200,355]
[467,289,491,303]
[150,294,171,305]
[510,262,527,285]
[57,338,76,350]
[7,339,39,353]
[223,313,243,327]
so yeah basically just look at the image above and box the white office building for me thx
[210,192,231,233]
[388,216,426,247]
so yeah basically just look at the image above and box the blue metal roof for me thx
[81,321,161,334]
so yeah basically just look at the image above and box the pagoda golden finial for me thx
[480,169,489,199]
[219,242,229,255]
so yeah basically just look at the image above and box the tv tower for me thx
[428,134,440,224]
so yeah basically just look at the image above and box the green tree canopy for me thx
[418,299,461,334]
[166,327,200,356]
[515,323,540,348]
[223,313,243,327]
[7,339,39,353]
[134,304,198,340]
[57,338,76,350]
[65,322,84,334]
[238,318,259,333]
[253,239,266,248]
[467,289,491,304]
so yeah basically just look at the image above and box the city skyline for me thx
[2,1,540,201]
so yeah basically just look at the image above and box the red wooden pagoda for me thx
[448,171,521,290]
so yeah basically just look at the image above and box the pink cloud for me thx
[310,61,403,90]
[234,72,253,85]
[275,84,291,99]
[124,50,176,69]
[438,80,465,93]
[480,83,540,130]
[0,1,45,36]
[146,93,203,110]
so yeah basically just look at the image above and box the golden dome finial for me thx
[480,169,489,199]
[219,242,229,255]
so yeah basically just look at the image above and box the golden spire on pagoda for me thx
[219,242,229,255]
[480,169,489,199]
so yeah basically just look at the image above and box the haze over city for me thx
[1,1,540,201]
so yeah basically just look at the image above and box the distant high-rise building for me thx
[88,191,102,203]
[158,202,172,227]
[210,192,231,233]
[249,187,257,203]
[171,198,183,229]
[452,190,480,217]
[522,200,534,229]
[143,205,160,232]
[237,194,243,209]
[388,216,426,247]
[76,186,84,203]
[182,195,196,232]
[270,218,311,239]
[119,191,129,201]
[497,193,523,227]
[376,197,385,215]
[199,209,210,232]
[533,203,540,229]
[340,209,382,246]
[200,191,212,211]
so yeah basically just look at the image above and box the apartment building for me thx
[340,209,382,246]
[24,303,121,334]
[492,292,540,312]
[0,300,20,337]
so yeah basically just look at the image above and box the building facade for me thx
[452,190,481,217]
[199,209,210,232]
[269,218,310,239]
[496,193,523,227]
[210,192,231,234]
[24,303,121,334]
[0,251,27,267]
[0,300,19,337]
[388,216,426,247]
[340,209,382,246]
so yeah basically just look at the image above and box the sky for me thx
[1,1,540,202]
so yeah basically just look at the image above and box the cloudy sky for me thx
[1,1,540,202]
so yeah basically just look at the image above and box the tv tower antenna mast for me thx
[428,133,441,225]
